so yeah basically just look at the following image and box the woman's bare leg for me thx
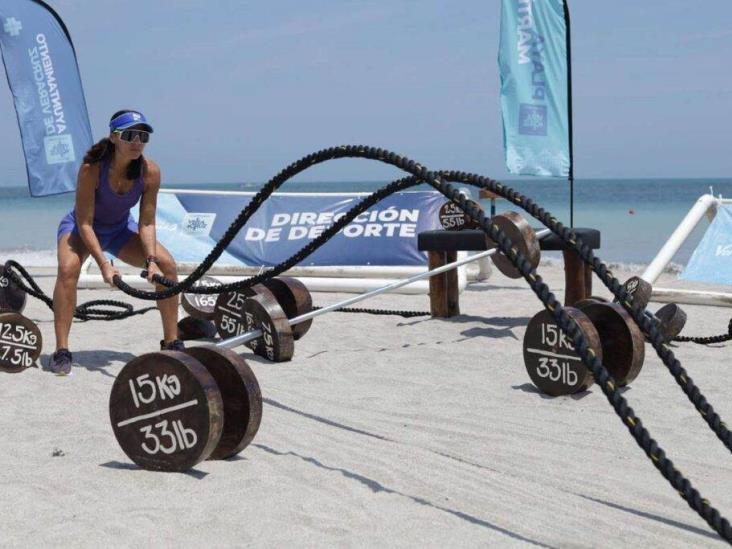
[116,236,179,344]
[53,233,88,351]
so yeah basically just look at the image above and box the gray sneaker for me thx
[160,339,185,351]
[49,348,73,375]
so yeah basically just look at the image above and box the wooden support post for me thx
[428,251,449,317]
[584,262,593,301]
[562,248,589,306]
[445,251,460,316]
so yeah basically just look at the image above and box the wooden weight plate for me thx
[523,307,601,396]
[177,316,218,341]
[242,292,294,362]
[181,276,221,320]
[0,266,26,314]
[213,284,269,340]
[439,201,468,231]
[109,351,224,472]
[438,200,483,231]
[575,302,645,386]
[0,312,42,373]
[654,303,687,342]
[261,277,313,340]
[572,296,609,309]
[183,345,262,460]
[489,211,540,279]
[615,276,652,310]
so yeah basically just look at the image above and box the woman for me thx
[51,109,181,375]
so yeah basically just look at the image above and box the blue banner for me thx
[680,204,732,286]
[136,191,448,267]
[0,1,92,196]
[499,0,571,177]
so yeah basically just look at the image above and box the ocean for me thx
[1,178,730,271]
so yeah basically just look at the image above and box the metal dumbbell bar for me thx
[216,226,550,361]
[110,221,550,471]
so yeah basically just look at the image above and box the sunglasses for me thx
[115,129,150,144]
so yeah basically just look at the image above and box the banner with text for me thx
[138,191,448,267]
[499,0,570,177]
[680,204,732,286]
[0,1,92,196]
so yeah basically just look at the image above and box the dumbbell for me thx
[438,198,484,231]
[177,276,220,341]
[110,213,549,471]
[0,311,42,373]
[213,276,312,346]
[110,344,261,471]
[523,300,645,396]
[0,263,27,314]
[615,277,687,343]
[110,279,308,471]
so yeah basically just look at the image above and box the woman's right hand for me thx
[100,261,120,286]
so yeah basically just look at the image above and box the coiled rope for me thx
[4,259,157,321]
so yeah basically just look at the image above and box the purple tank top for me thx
[92,158,145,227]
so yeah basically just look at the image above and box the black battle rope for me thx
[3,260,157,321]
[117,144,730,540]
[311,306,429,318]
[121,145,732,469]
[674,318,732,345]
[434,170,732,460]
[5,146,732,540]
[418,175,732,542]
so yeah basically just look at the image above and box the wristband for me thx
[145,255,159,268]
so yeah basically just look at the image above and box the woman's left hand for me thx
[146,262,164,284]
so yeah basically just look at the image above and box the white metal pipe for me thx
[77,272,439,294]
[177,264,429,278]
[650,287,732,308]
[219,229,551,349]
[641,194,720,284]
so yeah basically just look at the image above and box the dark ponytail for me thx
[83,137,113,164]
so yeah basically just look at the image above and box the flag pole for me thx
[564,0,575,228]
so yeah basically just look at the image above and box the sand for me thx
[1,262,731,547]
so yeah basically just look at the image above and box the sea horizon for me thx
[1,177,730,272]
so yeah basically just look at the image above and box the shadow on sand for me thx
[39,349,136,378]
[254,443,556,548]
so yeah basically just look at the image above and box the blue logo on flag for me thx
[518,104,547,136]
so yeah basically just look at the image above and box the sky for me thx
[1,0,731,187]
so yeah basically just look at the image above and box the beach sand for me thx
[1,262,731,547]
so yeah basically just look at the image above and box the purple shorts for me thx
[57,211,139,258]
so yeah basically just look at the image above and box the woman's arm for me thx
[138,160,162,264]
[75,163,108,268]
